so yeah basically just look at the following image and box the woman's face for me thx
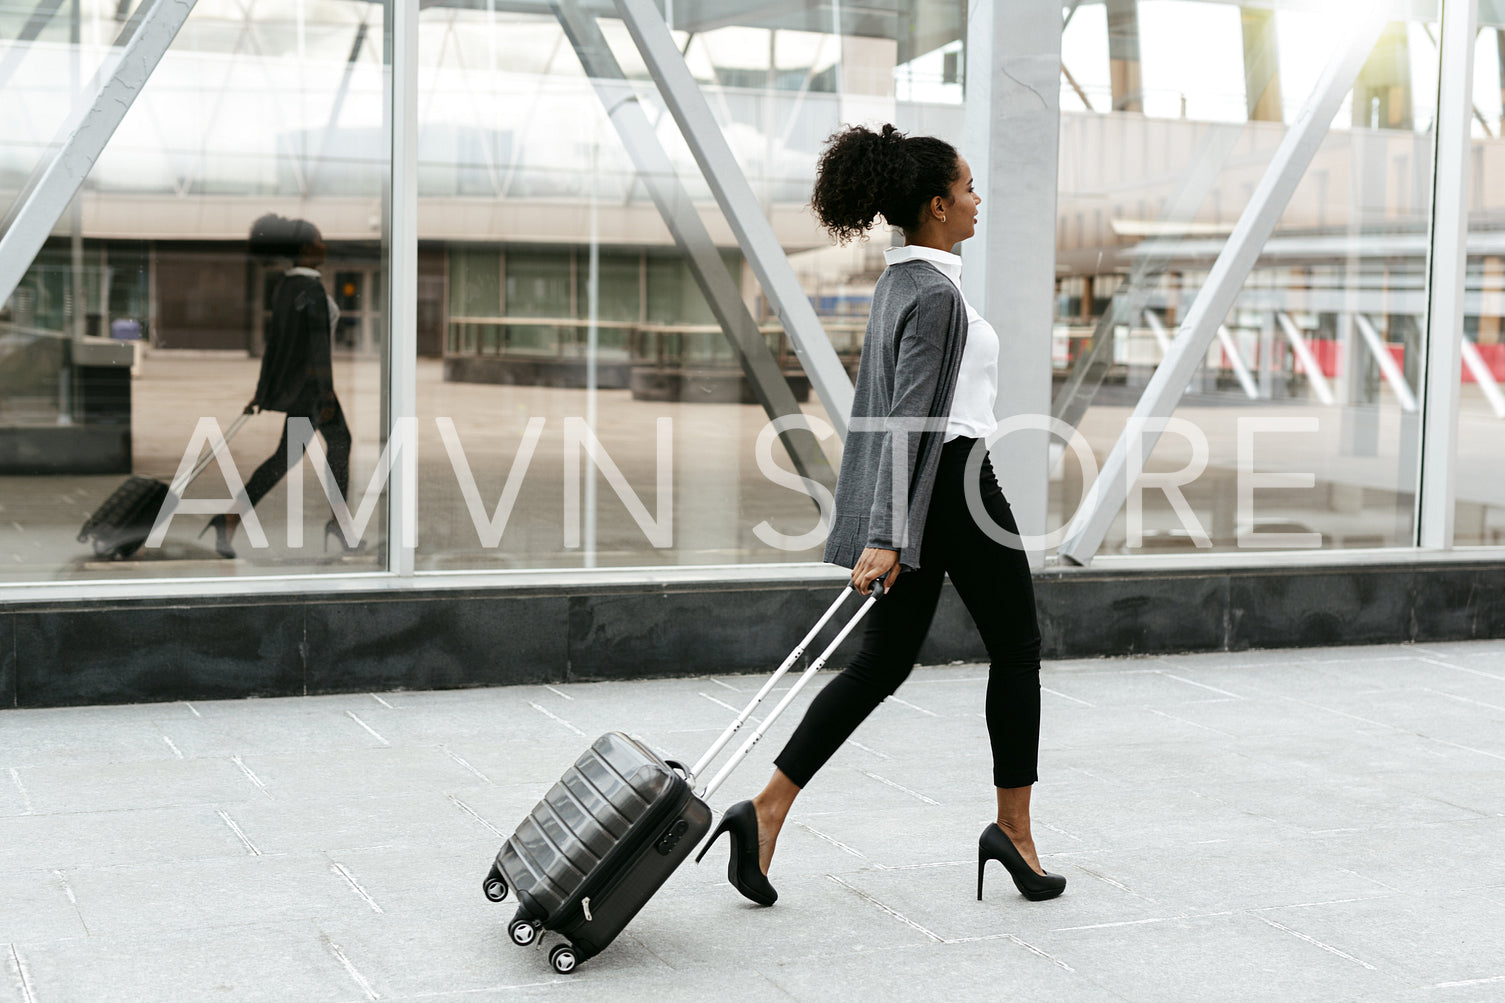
[944,155,980,244]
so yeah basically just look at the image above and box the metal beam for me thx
[1418,0,1479,549]
[387,0,420,573]
[1275,311,1336,406]
[1057,13,1387,566]
[0,0,198,311]
[612,0,855,440]
[553,0,834,489]
[1354,314,1418,412]
[0,0,66,92]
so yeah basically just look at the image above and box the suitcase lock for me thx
[654,818,692,856]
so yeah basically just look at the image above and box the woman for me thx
[202,214,355,558]
[696,124,1065,904]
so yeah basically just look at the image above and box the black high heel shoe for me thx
[694,800,777,906]
[323,518,367,554]
[198,514,236,559]
[977,823,1066,902]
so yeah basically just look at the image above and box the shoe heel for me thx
[695,816,731,864]
[977,852,986,901]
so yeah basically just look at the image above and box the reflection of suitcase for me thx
[77,413,250,560]
[482,583,884,975]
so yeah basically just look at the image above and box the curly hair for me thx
[248,213,323,261]
[809,124,960,244]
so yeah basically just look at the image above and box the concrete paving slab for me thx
[5,639,1505,1000]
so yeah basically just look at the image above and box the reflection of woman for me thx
[203,215,354,558]
[698,125,1065,905]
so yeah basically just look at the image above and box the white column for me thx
[961,0,1061,567]
[387,0,420,575]
[1417,0,1479,549]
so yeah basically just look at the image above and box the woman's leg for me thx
[750,560,947,872]
[937,450,1048,873]
[242,415,300,509]
[316,397,352,502]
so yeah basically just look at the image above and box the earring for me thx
[940,215,947,222]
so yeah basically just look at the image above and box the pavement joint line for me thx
[543,685,573,701]
[1418,687,1505,713]
[1430,975,1505,988]
[322,935,379,1001]
[368,694,396,709]
[698,692,743,716]
[331,861,385,914]
[708,679,740,693]
[8,768,33,814]
[527,701,585,737]
[858,770,940,806]
[1042,686,1094,707]
[792,820,866,859]
[403,980,571,996]
[183,702,202,717]
[1155,671,1245,699]
[1255,916,1378,971]
[843,738,890,760]
[162,735,185,759]
[825,874,943,942]
[1145,708,1237,738]
[886,696,937,717]
[230,755,269,794]
[1417,656,1505,682]
[1038,820,1083,842]
[345,711,390,746]
[1001,933,1076,972]
[216,809,261,855]
[1418,735,1505,764]
[444,749,492,785]
[449,794,504,838]
[1069,864,1142,898]
[8,944,36,1003]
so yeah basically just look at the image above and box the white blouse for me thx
[882,244,999,442]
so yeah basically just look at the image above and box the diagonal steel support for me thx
[552,0,834,489]
[1275,311,1336,406]
[1354,314,1418,412]
[1057,12,1387,566]
[0,0,66,91]
[611,0,854,439]
[0,0,198,310]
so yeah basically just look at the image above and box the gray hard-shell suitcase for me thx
[482,582,884,975]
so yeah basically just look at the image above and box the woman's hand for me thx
[243,400,260,415]
[851,547,900,596]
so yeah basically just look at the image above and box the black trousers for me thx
[774,436,1043,790]
[243,394,352,509]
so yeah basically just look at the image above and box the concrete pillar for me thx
[1241,6,1283,123]
[1352,22,1413,131]
[1106,0,1143,113]
[962,0,1061,564]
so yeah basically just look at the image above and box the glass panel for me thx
[1455,18,1505,546]
[1052,1,1439,557]
[415,0,962,571]
[0,0,390,582]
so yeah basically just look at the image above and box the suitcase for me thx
[78,413,251,559]
[482,581,885,975]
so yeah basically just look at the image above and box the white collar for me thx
[285,266,322,278]
[883,244,962,290]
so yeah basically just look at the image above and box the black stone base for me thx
[0,425,131,475]
[629,367,811,404]
[443,355,632,389]
[3,560,1503,708]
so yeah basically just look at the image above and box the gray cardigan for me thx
[823,259,969,572]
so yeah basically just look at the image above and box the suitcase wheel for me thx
[483,865,508,903]
[549,944,578,975]
[507,918,539,947]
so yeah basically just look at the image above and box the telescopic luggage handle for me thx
[169,412,253,497]
[690,580,883,800]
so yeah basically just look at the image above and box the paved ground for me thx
[4,639,1505,1001]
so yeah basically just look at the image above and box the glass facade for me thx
[0,0,1499,590]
